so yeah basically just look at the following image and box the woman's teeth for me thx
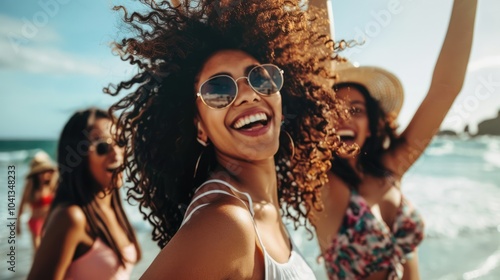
[106,162,122,172]
[234,112,268,129]
[337,129,355,137]
[337,129,356,141]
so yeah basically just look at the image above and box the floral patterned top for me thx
[323,190,425,280]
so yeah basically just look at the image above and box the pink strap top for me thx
[64,238,137,280]
[323,190,425,280]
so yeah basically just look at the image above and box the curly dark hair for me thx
[106,0,347,248]
[331,83,400,188]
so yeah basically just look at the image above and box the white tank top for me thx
[181,179,316,280]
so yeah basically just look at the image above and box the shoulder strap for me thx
[180,179,269,255]
[180,179,255,227]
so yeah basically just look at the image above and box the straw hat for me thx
[27,151,56,177]
[333,60,404,116]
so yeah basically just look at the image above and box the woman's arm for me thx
[16,180,32,235]
[141,201,260,279]
[28,205,87,280]
[386,0,478,175]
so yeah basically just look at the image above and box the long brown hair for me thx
[50,108,141,266]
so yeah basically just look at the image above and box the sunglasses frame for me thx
[196,64,284,109]
[89,138,113,156]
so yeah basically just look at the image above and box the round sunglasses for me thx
[89,138,113,156]
[196,64,284,109]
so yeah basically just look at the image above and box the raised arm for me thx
[387,0,478,175]
[28,206,86,280]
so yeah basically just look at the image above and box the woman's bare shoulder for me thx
[46,205,87,232]
[142,196,258,279]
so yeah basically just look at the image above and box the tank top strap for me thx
[195,180,268,251]
[179,180,316,279]
[181,179,255,227]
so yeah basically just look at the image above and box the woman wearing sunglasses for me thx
[28,108,141,280]
[312,1,477,279]
[106,1,343,279]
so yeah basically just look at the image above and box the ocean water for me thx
[0,137,499,279]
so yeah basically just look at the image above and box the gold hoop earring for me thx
[196,137,208,147]
[196,122,208,147]
[193,149,205,179]
[283,130,295,159]
[382,136,391,150]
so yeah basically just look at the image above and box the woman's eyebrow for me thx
[350,100,366,106]
[244,64,258,74]
[207,64,259,79]
[88,129,109,139]
[207,72,231,78]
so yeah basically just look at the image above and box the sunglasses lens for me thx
[199,76,237,108]
[249,65,283,95]
[95,142,111,156]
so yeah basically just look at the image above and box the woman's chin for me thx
[111,178,124,189]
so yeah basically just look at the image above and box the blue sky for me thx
[0,0,499,139]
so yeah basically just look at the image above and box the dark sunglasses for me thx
[197,64,284,109]
[89,138,113,156]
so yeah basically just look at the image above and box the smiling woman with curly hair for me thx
[106,0,347,278]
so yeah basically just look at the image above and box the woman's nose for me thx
[232,77,261,106]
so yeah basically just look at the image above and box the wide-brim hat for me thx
[333,60,404,116]
[27,150,56,177]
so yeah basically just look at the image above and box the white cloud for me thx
[0,14,108,76]
[0,41,108,76]
[0,14,61,44]
[468,56,500,73]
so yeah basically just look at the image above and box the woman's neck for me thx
[212,156,279,205]
[347,156,366,180]
[94,191,113,208]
